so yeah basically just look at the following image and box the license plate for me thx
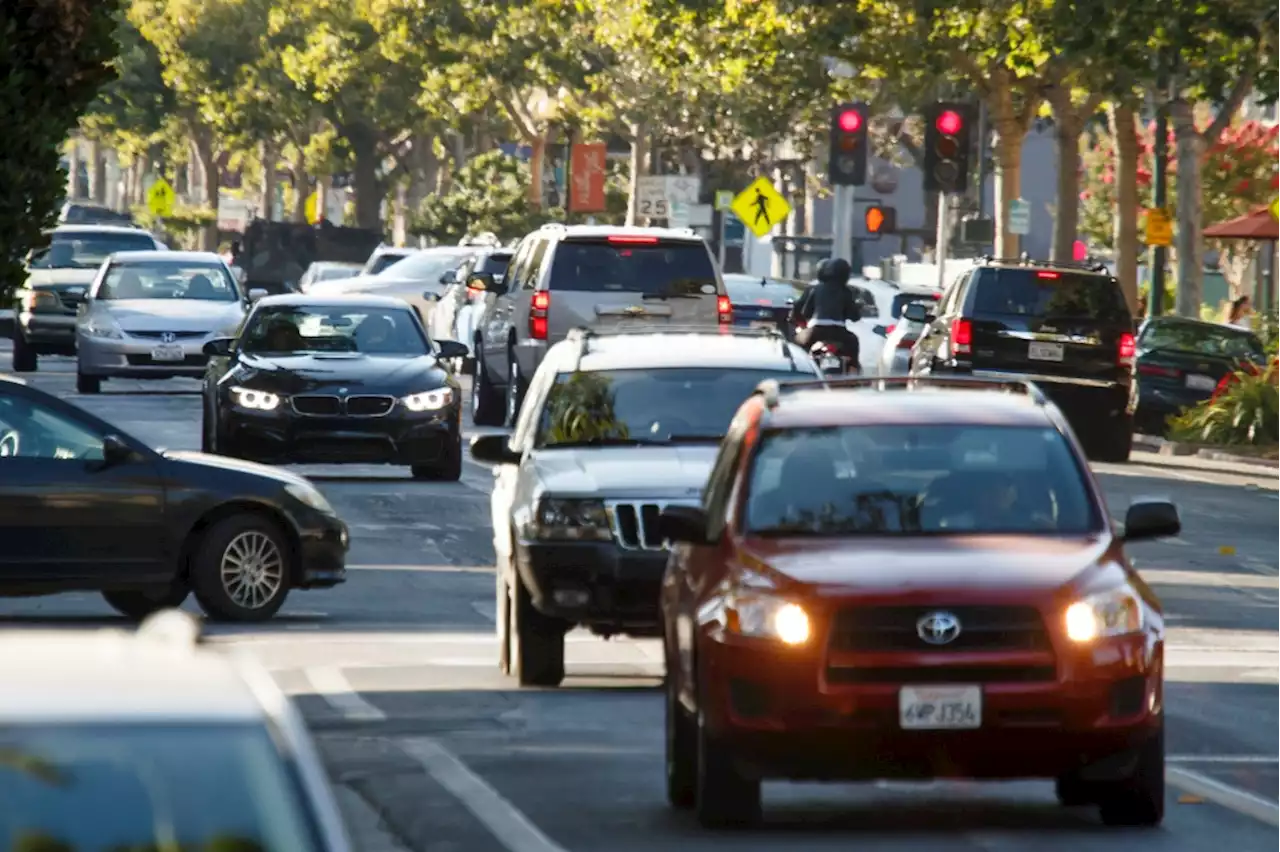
[1185,373,1217,391]
[899,685,981,730]
[150,344,185,362]
[751,320,776,330]
[1028,342,1064,362]
[820,355,842,370]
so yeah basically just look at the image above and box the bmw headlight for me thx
[402,388,454,412]
[1065,585,1144,642]
[534,498,611,541]
[83,314,124,339]
[285,482,335,515]
[725,590,811,645]
[230,386,281,411]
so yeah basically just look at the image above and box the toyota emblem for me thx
[160,332,177,343]
[916,611,962,645]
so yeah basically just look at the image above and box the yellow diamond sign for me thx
[305,191,320,224]
[1270,198,1278,220]
[730,178,792,239]
[1144,207,1172,247]
[146,177,175,218]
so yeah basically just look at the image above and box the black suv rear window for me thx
[972,268,1130,323]
[476,254,511,274]
[549,239,717,296]
[892,292,940,319]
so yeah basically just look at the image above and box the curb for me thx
[1133,434,1279,470]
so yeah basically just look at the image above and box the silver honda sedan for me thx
[75,251,264,394]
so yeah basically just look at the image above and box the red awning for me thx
[1203,205,1279,240]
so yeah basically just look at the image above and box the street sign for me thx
[304,191,320,224]
[665,176,701,205]
[569,143,608,213]
[146,178,175,218]
[668,201,690,229]
[714,190,735,211]
[685,203,713,227]
[723,215,745,247]
[730,177,792,239]
[1007,198,1030,236]
[1270,198,1278,220]
[636,176,702,220]
[1145,208,1172,247]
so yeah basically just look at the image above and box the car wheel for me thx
[1054,772,1095,807]
[11,330,37,372]
[471,350,504,426]
[504,349,526,428]
[410,430,463,481]
[101,583,190,620]
[191,514,292,622]
[201,407,215,453]
[461,356,476,376]
[76,371,101,394]
[496,564,512,675]
[1092,416,1134,463]
[694,691,762,828]
[1097,728,1165,827]
[665,659,697,810]
[511,575,565,687]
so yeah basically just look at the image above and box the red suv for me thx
[657,376,1180,829]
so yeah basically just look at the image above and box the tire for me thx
[201,408,215,453]
[1093,416,1134,463]
[471,349,504,426]
[496,566,512,675]
[666,661,697,809]
[1097,728,1165,827]
[1054,772,1094,807]
[102,583,190,620]
[410,431,463,481]
[190,514,292,623]
[694,697,762,828]
[11,330,36,372]
[76,371,101,394]
[511,575,565,687]
[504,348,526,428]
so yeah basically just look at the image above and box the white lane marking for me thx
[1140,569,1278,590]
[1168,755,1278,764]
[472,601,495,621]
[303,666,386,722]
[1166,766,1280,826]
[402,736,568,852]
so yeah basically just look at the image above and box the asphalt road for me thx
[2,346,1277,852]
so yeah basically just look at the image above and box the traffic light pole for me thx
[935,192,950,290]
[830,184,853,262]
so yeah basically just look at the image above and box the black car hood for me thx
[231,352,451,395]
[162,449,312,487]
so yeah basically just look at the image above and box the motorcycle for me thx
[793,320,860,376]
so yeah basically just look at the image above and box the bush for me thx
[1169,359,1279,446]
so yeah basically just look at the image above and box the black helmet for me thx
[816,257,852,286]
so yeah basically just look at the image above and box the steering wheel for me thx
[0,429,19,458]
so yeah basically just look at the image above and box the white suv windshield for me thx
[31,232,156,269]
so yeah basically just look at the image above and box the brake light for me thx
[1118,332,1136,366]
[951,318,972,354]
[530,291,550,340]
[883,324,895,335]
[897,335,915,349]
[1138,364,1179,378]
[1036,271,1060,279]
[717,295,732,324]
[607,236,659,244]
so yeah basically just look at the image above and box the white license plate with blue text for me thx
[150,344,185,362]
[1028,342,1064,361]
[899,685,981,729]
[1185,373,1217,391]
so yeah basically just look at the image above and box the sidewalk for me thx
[1134,433,1279,470]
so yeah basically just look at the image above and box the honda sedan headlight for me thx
[402,388,454,412]
[83,314,123,339]
[230,386,281,411]
[534,498,611,541]
[1065,585,1144,642]
[285,482,335,515]
[726,590,811,645]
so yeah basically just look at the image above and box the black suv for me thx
[905,257,1136,462]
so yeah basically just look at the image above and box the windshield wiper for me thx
[662,433,723,443]
[542,437,665,448]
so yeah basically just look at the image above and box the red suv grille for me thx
[828,605,1051,653]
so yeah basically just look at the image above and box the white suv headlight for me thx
[83,314,123,339]
[1065,585,1144,642]
[726,590,811,645]
[230,386,281,411]
[402,388,454,412]
[534,498,611,541]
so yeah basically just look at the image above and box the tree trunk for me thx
[1048,91,1086,262]
[292,147,309,222]
[66,139,81,199]
[992,116,1024,257]
[260,139,277,221]
[194,137,221,251]
[1168,98,1204,317]
[625,122,649,226]
[1109,102,1140,312]
[529,133,548,208]
[348,126,383,231]
[87,139,105,203]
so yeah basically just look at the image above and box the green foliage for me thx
[544,372,630,445]
[0,0,123,303]
[1169,360,1278,445]
[132,204,217,248]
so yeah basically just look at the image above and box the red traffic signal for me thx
[864,205,896,235]
[935,109,963,136]
[837,109,863,133]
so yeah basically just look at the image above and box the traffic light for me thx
[864,205,896,236]
[828,102,869,186]
[923,102,975,193]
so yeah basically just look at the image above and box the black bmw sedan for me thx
[201,294,469,480]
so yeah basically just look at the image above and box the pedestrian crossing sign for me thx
[146,178,175,218]
[730,178,791,239]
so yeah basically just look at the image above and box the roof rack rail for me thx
[751,374,1047,410]
[978,254,1109,274]
[566,324,795,371]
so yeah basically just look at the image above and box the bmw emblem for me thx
[916,611,962,645]
[337,387,348,395]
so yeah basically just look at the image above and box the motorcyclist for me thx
[791,257,862,369]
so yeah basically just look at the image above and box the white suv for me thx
[469,326,819,687]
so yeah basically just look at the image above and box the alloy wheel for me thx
[219,530,285,610]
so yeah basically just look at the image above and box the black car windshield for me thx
[367,252,410,275]
[30,231,156,269]
[476,253,512,281]
[746,424,1100,536]
[549,239,717,297]
[536,368,808,448]
[0,722,321,850]
[240,306,429,356]
[97,261,239,301]
[723,275,805,306]
[973,268,1131,322]
[1140,319,1264,361]
[892,291,941,319]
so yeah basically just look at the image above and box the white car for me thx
[0,611,353,850]
[310,247,476,328]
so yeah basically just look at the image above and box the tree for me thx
[0,0,123,303]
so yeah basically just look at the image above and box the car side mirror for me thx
[1122,499,1181,542]
[436,339,469,360]
[470,433,521,465]
[657,505,711,545]
[248,288,267,302]
[439,270,456,285]
[902,303,933,323]
[422,290,440,302]
[203,337,235,357]
[100,434,135,467]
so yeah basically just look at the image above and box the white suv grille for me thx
[605,500,699,551]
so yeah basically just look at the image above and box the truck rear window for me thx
[548,239,717,296]
[973,269,1130,323]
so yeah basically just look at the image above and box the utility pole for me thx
[1148,68,1169,319]
[935,193,950,289]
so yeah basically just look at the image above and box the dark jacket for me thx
[791,280,862,325]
